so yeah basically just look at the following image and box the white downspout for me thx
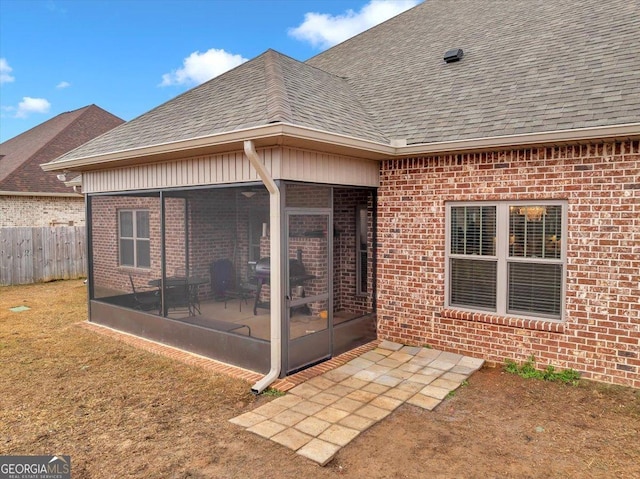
[244,140,282,394]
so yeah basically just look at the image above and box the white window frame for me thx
[118,209,151,269]
[445,200,567,321]
[356,204,368,295]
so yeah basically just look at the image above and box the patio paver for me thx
[406,393,442,410]
[337,414,376,432]
[271,428,313,451]
[297,439,341,466]
[318,424,360,447]
[272,409,307,427]
[294,416,332,436]
[231,341,484,466]
[314,406,350,423]
[246,419,286,439]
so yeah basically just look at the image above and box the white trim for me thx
[118,209,151,269]
[0,190,82,198]
[356,204,368,296]
[40,123,393,172]
[445,200,567,322]
[41,122,640,173]
[400,123,640,156]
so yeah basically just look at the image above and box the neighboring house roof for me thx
[45,0,640,168]
[0,105,123,194]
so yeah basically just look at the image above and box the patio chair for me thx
[188,282,201,315]
[210,259,252,311]
[128,274,160,313]
[164,278,193,316]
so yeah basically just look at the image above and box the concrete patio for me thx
[230,340,484,466]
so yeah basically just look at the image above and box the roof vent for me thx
[444,48,464,63]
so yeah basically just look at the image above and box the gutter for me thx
[244,140,282,394]
[41,122,640,173]
[40,123,394,172]
[0,190,82,198]
[400,123,640,156]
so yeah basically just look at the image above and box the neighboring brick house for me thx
[0,105,123,227]
[43,1,639,388]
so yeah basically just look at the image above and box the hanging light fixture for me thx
[519,206,547,222]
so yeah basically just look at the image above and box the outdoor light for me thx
[56,173,67,182]
[241,191,256,198]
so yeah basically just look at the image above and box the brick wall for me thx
[90,195,169,294]
[0,195,85,227]
[377,140,640,388]
[258,235,328,315]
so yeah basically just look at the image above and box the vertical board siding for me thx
[82,147,378,193]
[0,226,86,285]
[280,147,379,186]
[84,150,259,193]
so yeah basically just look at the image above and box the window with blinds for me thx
[449,205,497,310]
[447,202,565,320]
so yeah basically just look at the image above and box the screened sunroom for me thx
[87,173,377,376]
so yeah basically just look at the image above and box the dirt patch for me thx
[1,280,639,478]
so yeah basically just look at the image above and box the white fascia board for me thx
[40,124,393,172]
[399,123,640,156]
[40,124,284,171]
[0,190,82,197]
[40,122,640,172]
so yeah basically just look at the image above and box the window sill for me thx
[118,266,152,274]
[440,309,565,333]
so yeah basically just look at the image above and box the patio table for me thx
[148,276,209,315]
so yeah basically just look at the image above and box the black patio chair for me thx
[164,278,193,316]
[210,259,252,311]
[188,282,201,315]
[128,274,160,313]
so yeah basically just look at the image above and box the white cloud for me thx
[45,1,67,14]
[160,48,248,87]
[56,81,71,89]
[289,0,419,49]
[0,58,15,84]
[15,97,51,118]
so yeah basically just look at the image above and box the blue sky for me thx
[0,0,419,142]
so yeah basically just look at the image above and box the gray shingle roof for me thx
[53,50,385,163]
[307,0,640,144]
[49,0,640,164]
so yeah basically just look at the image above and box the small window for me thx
[356,205,368,295]
[447,202,566,320]
[119,210,150,268]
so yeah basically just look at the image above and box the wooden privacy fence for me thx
[0,226,87,285]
